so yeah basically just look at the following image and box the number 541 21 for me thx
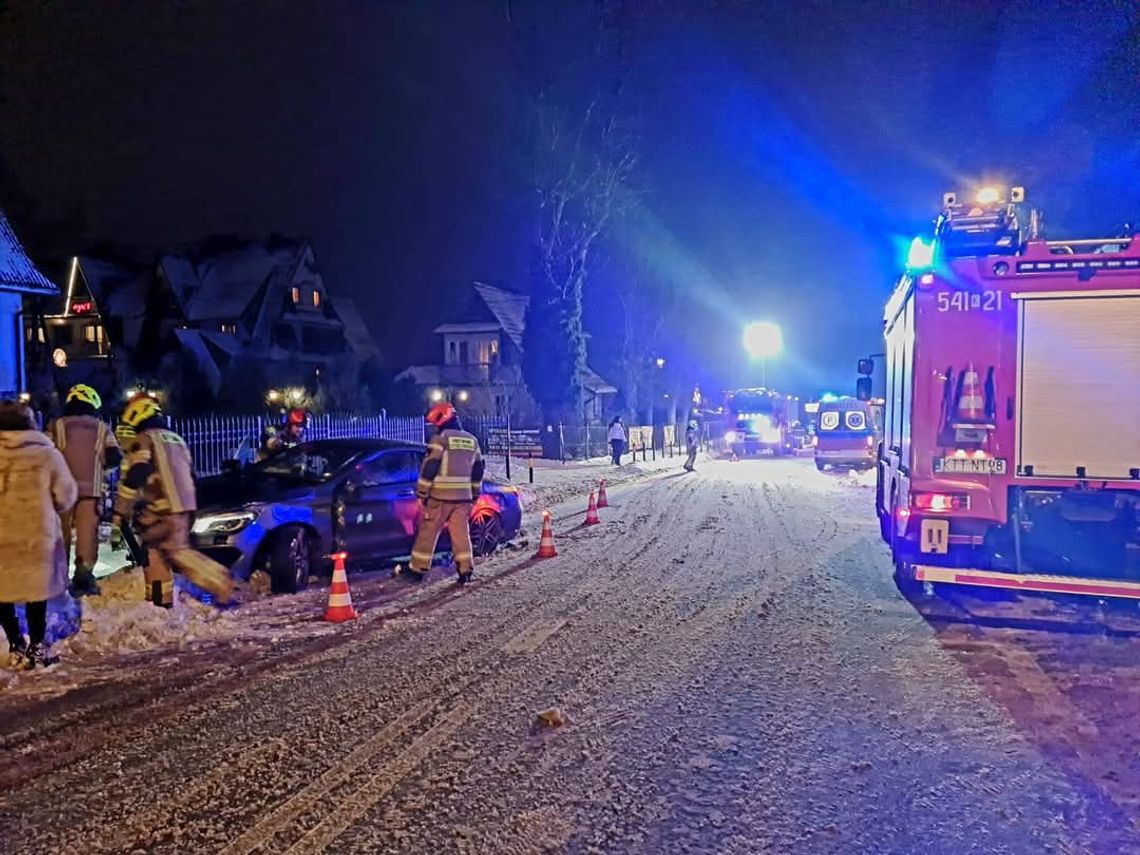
[936,290,1003,312]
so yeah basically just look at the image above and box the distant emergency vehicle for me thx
[719,388,797,457]
[813,396,877,471]
[869,185,1140,599]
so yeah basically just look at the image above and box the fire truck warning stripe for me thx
[915,565,1140,600]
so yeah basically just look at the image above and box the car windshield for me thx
[248,444,361,483]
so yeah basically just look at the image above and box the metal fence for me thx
[166,412,426,478]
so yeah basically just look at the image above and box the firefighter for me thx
[683,419,699,472]
[109,421,136,552]
[47,384,121,596]
[407,402,484,584]
[258,407,307,461]
[112,394,234,608]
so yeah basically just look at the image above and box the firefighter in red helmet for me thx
[259,407,307,462]
[407,402,484,584]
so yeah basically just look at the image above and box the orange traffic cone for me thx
[584,491,601,525]
[324,552,358,622]
[953,362,989,426]
[535,511,557,558]
[597,479,609,508]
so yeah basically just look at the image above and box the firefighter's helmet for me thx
[426,402,456,429]
[286,407,307,427]
[66,384,102,411]
[121,393,162,430]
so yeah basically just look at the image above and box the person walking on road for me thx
[407,402,485,585]
[608,416,627,466]
[0,399,77,670]
[683,419,700,472]
[47,384,121,596]
[113,394,234,608]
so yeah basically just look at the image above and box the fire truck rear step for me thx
[914,565,1140,600]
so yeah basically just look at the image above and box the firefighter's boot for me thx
[69,566,101,598]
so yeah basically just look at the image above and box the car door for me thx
[340,451,421,561]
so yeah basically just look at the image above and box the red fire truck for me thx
[869,185,1140,599]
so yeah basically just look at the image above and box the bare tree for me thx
[514,0,641,421]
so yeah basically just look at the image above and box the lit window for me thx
[490,339,499,356]
[220,323,236,334]
[312,290,321,308]
[85,325,97,343]
[292,287,301,304]
[38,328,45,343]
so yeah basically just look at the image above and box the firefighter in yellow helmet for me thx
[407,402,484,584]
[47,384,121,596]
[112,394,234,607]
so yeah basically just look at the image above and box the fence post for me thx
[559,423,565,464]
[505,411,512,482]
[528,452,534,484]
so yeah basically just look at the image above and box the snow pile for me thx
[62,567,246,656]
[842,469,877,489]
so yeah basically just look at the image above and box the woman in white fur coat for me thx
[0,400,77,669]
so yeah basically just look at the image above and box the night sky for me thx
[3,0,1139,396]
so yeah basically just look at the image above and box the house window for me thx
[38,327,45,343]
[220,323,236,335]
[490,339,499,357]
[84,324,97,343]
[459,342,469,365]
[448,341,457,363]
[312,290,321,308]
[292,286,301,304]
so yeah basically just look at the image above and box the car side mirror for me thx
[857,358,874,376]
[856,377,873,401]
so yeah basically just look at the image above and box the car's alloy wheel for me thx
[268,525,313,594]
[470,509,504,557]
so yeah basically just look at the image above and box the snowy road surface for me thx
[3,458,1140,853]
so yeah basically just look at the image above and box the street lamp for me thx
[742,321,783,386]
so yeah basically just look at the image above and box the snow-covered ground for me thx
[5,457,1139,853]
[0,452,683,699]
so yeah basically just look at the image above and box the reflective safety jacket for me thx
[114,427,198,517]
[416,429,485,503]
[48,415,121,498]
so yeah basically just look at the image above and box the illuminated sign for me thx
[70,300,95,314]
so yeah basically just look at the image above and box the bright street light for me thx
[742,321,783,386]
[742,321,782,360]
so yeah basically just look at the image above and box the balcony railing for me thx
[439,362,517,385]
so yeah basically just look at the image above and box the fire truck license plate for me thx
[934,457,1007,475]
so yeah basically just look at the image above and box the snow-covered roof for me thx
[79,256,148,318]
[395,364,441,385]
[581,365,617,395]
[333,296,381,362]
[0,211,57,295]
[474,282,528,348]
[174,328,223,394]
